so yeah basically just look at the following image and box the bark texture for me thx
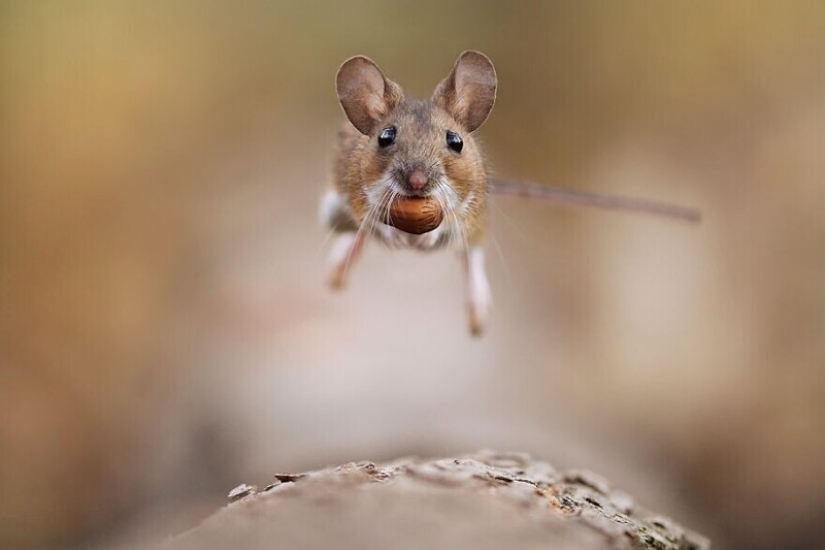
[161,450,709,550]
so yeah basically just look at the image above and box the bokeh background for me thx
[2,1,824,548]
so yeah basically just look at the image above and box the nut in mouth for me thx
[381,196,444,235]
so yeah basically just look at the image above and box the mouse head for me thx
[336,51,497,210]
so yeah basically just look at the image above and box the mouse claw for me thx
[468,288,491,337]
[327,267,347,290]
[468,308,488,337]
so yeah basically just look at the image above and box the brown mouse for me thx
[320,51,700,337]
[320,50,497,336]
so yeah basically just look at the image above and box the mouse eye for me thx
[446,131,463,153]
[378,126,396,148]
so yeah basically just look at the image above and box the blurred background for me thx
[2,1,824,548]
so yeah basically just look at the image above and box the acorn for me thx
[383,197,444,235]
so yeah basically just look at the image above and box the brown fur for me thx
[331,52,497,247]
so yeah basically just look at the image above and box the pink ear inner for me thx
[433,51,497,132]
[336,56,402,135]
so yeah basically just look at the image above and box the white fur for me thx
[374,222,446,250]
[319,188,350,228]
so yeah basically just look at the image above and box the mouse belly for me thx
[373,221,451,251]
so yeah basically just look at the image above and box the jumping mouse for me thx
[320,51,699,336]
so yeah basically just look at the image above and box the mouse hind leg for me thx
[463,244,491,336]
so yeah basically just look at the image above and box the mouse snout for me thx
[407,168,428,191]
[398,161,434,195]
[395,162,437,195]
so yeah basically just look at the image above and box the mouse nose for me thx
[407,168,428,191]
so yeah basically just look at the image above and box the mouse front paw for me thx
[325,231,365,290]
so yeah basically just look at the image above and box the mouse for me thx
[320,50,497,336]
[320,51,700,337]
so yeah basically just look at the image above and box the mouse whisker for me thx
[435,180,466,252]
[384,188,401,248]
[343,185,389,280]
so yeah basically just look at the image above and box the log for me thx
[161,450,709,550]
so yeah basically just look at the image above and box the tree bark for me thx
[161,450,709,550]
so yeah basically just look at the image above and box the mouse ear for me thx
[336,56,403,135]
[433,51,497,132]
